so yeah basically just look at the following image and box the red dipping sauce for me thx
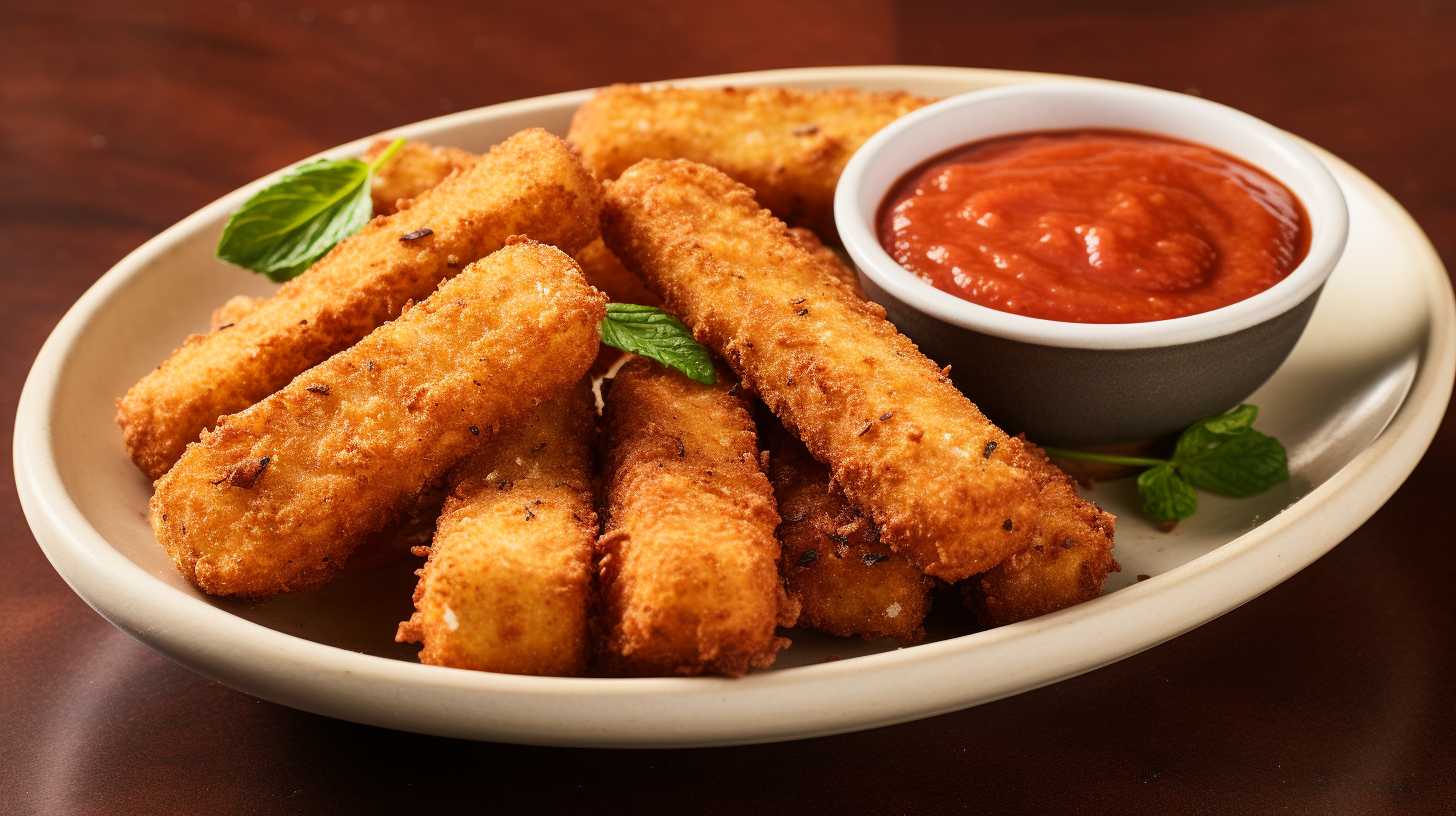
[877,130,1310,324]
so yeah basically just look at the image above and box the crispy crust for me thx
[149,240,605,597]
[602,159,1040,581]
[397,381,598,676]
[970,440,1119,626]
[785,227,859,291]
[766,419,931,643]
[118,128,602,479]
[569,84,930,237]
[597,358,793,676]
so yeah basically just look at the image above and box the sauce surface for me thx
[877,129,1310,323]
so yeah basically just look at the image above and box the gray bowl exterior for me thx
[859,275,1323,447]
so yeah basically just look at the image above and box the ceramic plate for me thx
[14,66,1454,747]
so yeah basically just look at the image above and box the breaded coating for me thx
[970,440,1119,626]
[573,238,661,306]
[597,358,794,676]
[397,381,597,675]
[119,128,601,479]
[363,138,478,215]
[570,84,930,236]
[149,240,606,598]
[766,420,931,643]
[602,159,1040,581]
[786,227,859,291]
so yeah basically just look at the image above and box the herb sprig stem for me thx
[1039,449,1168,469]
[367,137,406,173]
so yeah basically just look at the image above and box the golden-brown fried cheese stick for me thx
[396,381,597,675]
[767,421,931,643]
[570,84,929,236]
[361,140,658,306]
[603,159,1040,582]
[149,240,606,598]
[783,238,1116,623]
[597,358,794,676]
[119,128,601,479]
[206,248,650,382]
[362,138,478,215]
[970,440,1118,627]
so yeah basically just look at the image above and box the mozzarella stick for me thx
[362,138,478,215]
[765,238,1117,621]
[969,440,1118,626]
[149,240,606,598]
[363,139,657,307]
[603,159,1041,581]
[119,128,601,479]
[766,420,931,643]
[396,381,597,675]
[597,358,794,676]
[268,144,655,312]
[569,84,930,236]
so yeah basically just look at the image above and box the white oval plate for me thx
[15,67,1454,748]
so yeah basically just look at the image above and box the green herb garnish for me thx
[1045,404,1289,525]
[216,138,405,282]
[599,304,716,385]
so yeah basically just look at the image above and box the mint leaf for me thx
[599,304,716,385]
[1176,429,1288,497]
[1170,404,1288,497]
[1173,404,1259,462]
[1196,403,1259,435]
[1137,464,1198,523]
[216,139,404,282]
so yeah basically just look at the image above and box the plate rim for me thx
[14,65,1454,747]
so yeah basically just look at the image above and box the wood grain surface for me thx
[3,1,1453,813]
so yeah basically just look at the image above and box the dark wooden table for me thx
[4,2,1453,813]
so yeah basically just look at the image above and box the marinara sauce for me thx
[876,130,1310,323]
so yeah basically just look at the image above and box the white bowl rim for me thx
[11,65,1453,746]
[835,81,1351,350]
